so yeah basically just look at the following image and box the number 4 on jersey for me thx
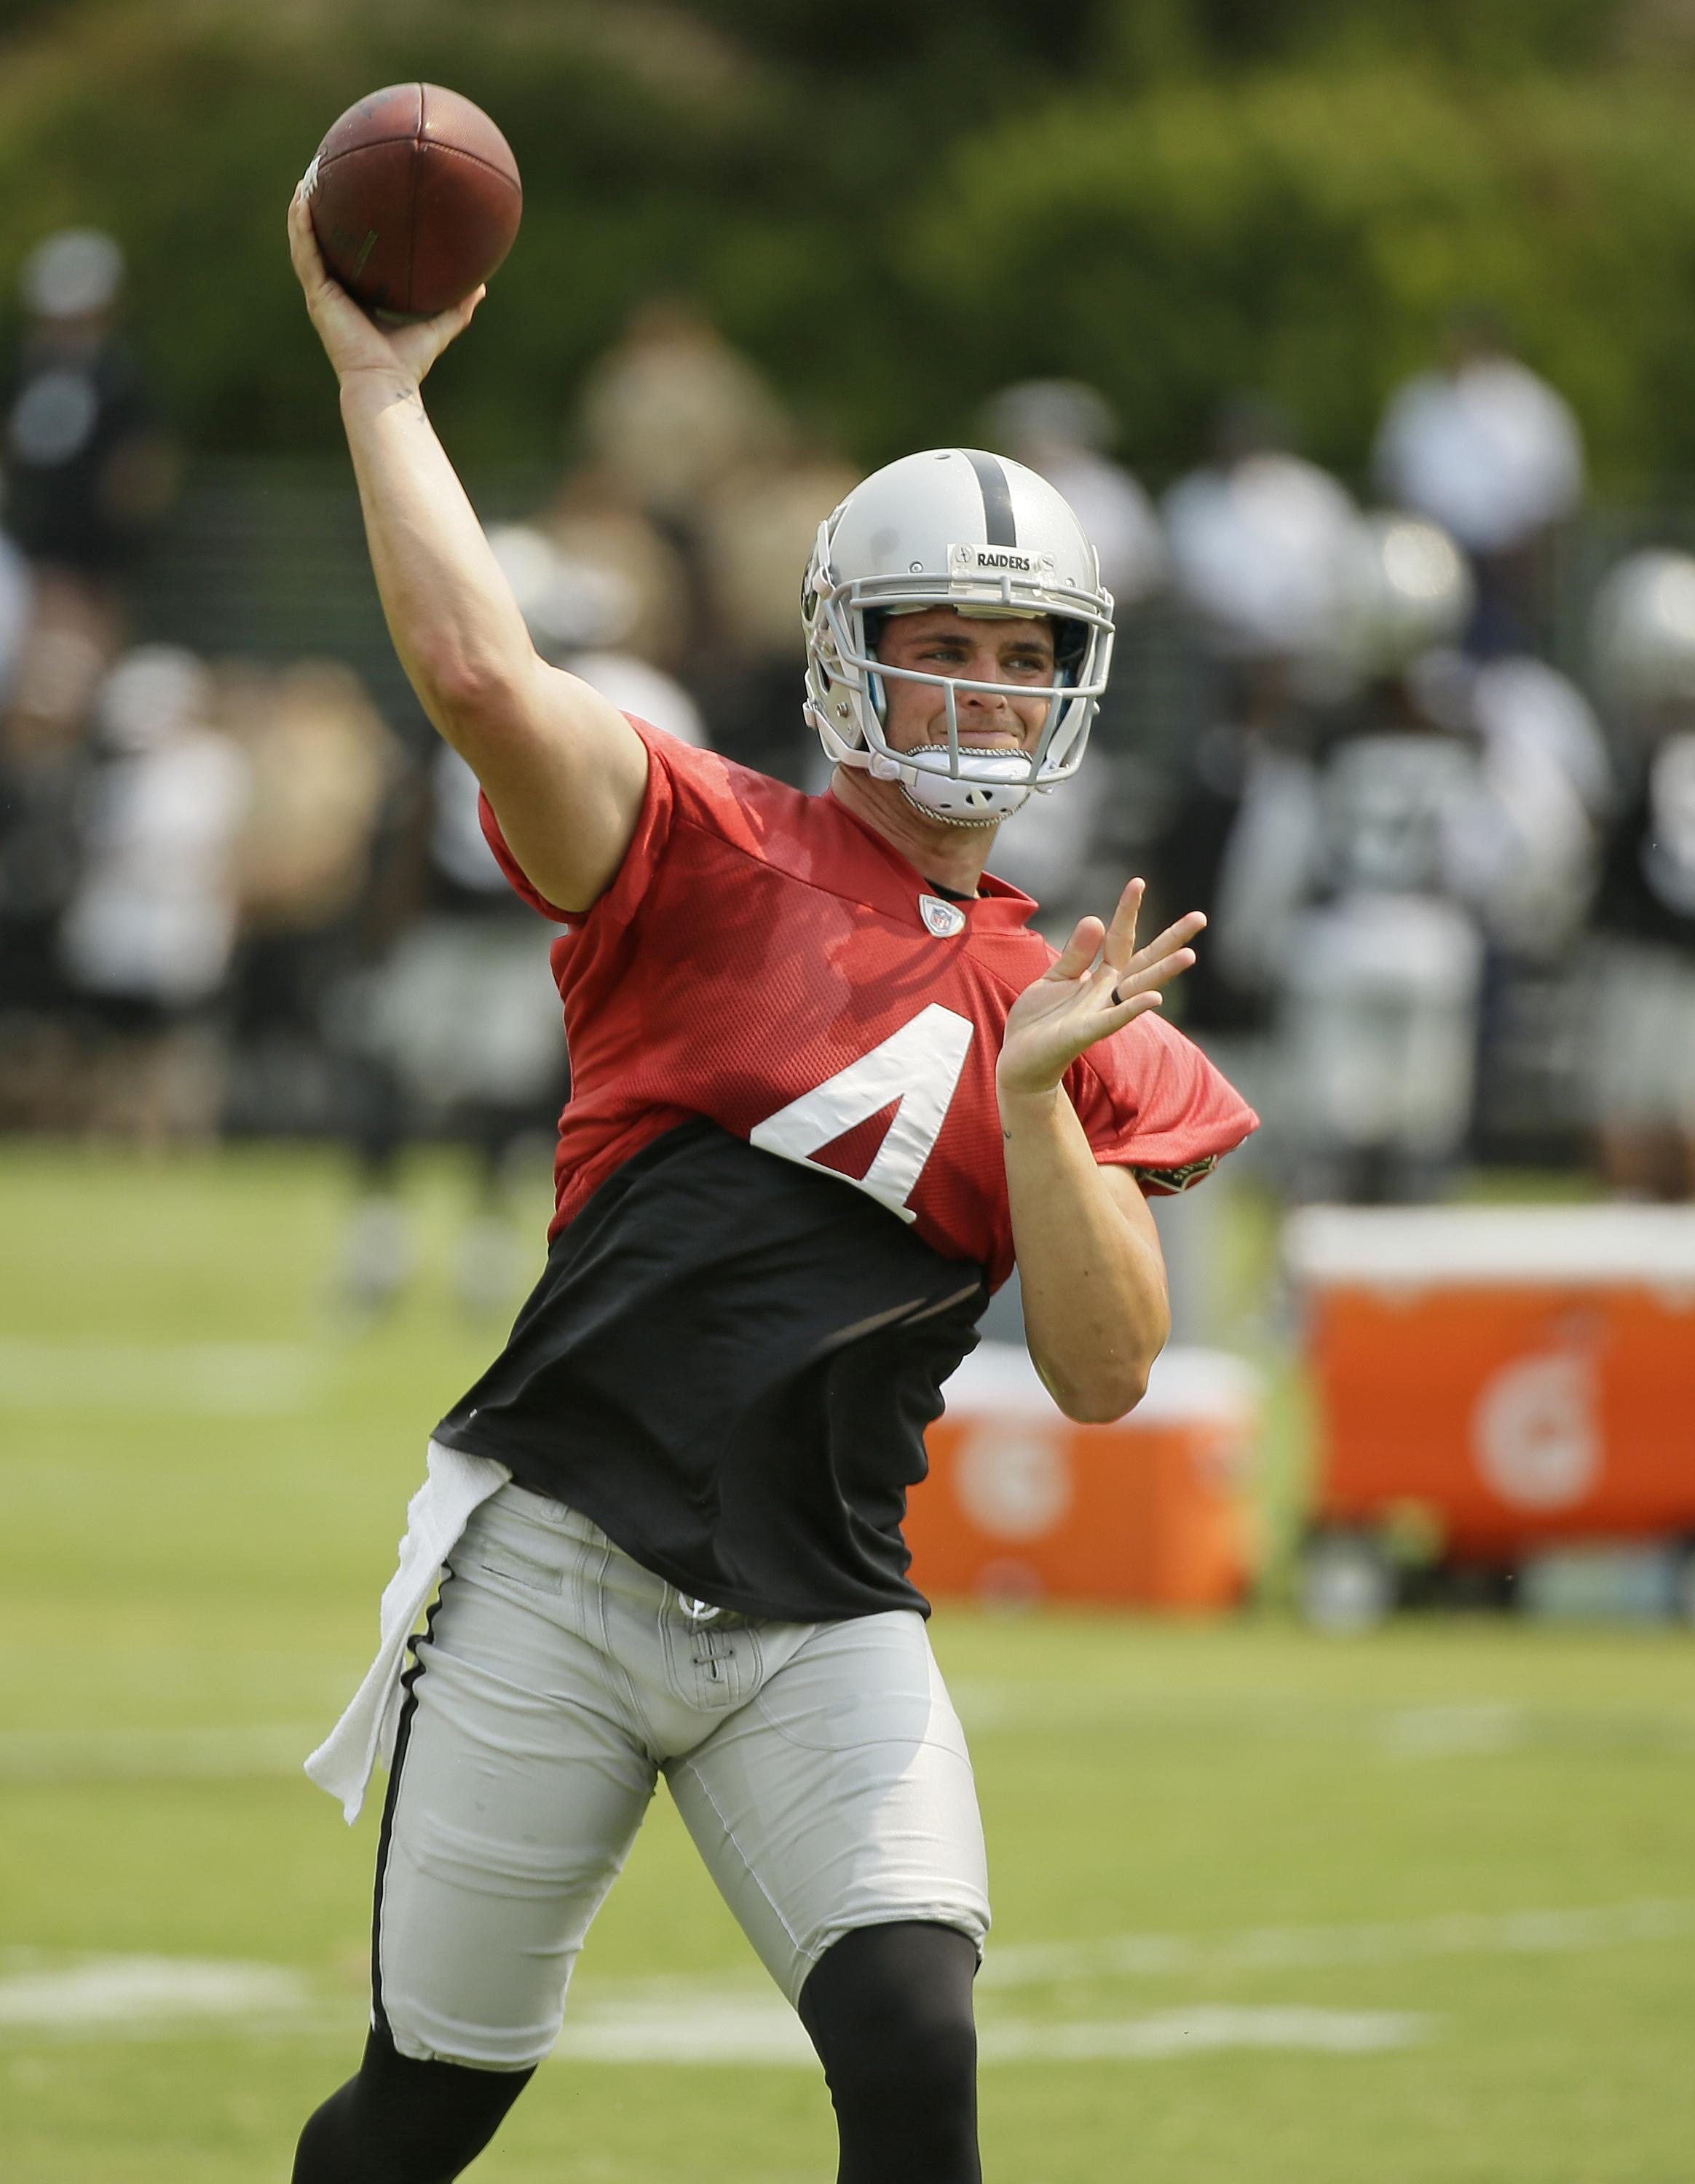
[749,1004,975,1222]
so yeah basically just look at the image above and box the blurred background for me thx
[2,4,1692,2181]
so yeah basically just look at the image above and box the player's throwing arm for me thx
[285,189,647,916]
[998,877,1206,1420]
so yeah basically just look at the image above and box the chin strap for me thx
[893,744,1036,826]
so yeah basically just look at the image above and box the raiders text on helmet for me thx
[802,448,1115,824]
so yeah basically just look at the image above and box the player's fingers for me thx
[1099,986,1166,1032]
[285,188,318,283]
[1125,909,1205,976]
[1110,945,1196,1008]
[288,186,325,272]
[446,285,486,336]
[1099,879,1145,972]
[1046,915,1105,982]
[288,188,349,321]
[398,287,486,384]
[412,285,484,341]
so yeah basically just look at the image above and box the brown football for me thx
[304,84,521,320]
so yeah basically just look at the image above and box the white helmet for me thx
[802,448,1114,824]
[1346,513,1475,677]
[1589,550,1695,709]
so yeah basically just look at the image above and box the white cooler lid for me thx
[1284,1203,1695,1287]
[940,1340,1261,1425]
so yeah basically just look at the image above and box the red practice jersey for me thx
[481,721,1257,1292]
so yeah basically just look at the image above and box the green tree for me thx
[902,65,1695,487]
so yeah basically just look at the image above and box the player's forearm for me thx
[338,372,539,745]
[1000,1087,1169,1423]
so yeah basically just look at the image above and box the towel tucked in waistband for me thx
[304,1440,509,1823]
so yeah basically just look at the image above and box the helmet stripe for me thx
[963,449,1018,547]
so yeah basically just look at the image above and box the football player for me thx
[286,191,1255,2184]
[1587,550,1695,1199]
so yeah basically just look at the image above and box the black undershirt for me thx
[432,1119,988,1623]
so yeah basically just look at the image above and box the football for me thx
[304,83,522,321]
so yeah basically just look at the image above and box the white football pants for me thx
[372,1483,990,2068]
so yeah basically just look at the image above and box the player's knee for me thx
[292,2025,532,2184]
[801,1920,979,2110]
[861,1989,978,2112]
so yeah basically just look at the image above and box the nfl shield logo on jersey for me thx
[919,893,967,938]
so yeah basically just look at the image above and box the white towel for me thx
[305,1439,509,1823]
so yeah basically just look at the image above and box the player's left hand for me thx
[996,879,1204,1104]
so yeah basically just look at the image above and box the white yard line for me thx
[977,1897,1695,1987]
[0,1955,1426,2065]
[0,1339,327,1416]
[4,1897,1684,2057]
[1378,1702,1531,1760]
[981,2007,1428,2062]
[549,2001,1428,2068]
[0,1955,312,2033]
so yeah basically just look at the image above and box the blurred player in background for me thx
[1197,515,1490,1202]
[1372,306,1584,656]
[225,657,401,1144]
[58,644,248,1142]
[1,229,177,631]
[1163,395,1365,694]
[1417,638,1608,1163]
[286,187,1255,2184]
[1268,517,1487,1201]
[1587,549,1695,1199]
[0,547,106,1123]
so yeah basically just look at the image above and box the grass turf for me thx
[2,1142,1692,2182]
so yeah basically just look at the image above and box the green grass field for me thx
[3,1144,1692,2183]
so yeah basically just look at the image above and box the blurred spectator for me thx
[224,658,401,1135]
[59,645,249,1142]
[527,480,692,673]
[695,443,856,777]
[1,230,177,614]
[486,521,706,739]
[979,379,1166,607]
[0,578,115,1123]
[575,298,792,532]
[1163,398,1365,691]
[566,649,706,745]
[1584,550,1695,1199]
[1372,309,1584,654]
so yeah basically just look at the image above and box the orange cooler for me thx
[908,1342,1260,1609]
[1284,1206,1695,1559]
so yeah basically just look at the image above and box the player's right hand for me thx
[288,187,482,394]
[996,879,1204,1106]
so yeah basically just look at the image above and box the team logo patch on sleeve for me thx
[919,893,968,938]
[1130,1154,1220,1195]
